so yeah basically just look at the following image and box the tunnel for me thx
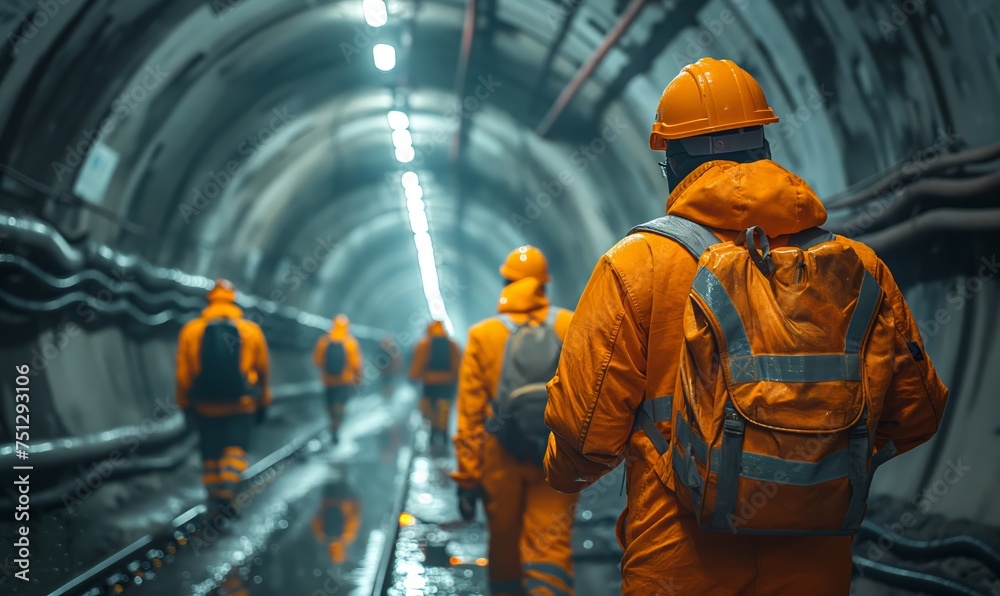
[0,0,999,594]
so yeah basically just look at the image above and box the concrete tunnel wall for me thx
[0,0,998,525]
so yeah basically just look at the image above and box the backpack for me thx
[322,502,347,536]
[324,340,348,376]
[190,318,248,402]
[426,336,453,372]
[631,215,898,535]
[487,308,562,466]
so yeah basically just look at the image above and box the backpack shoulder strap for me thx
[497,314,519,334]
[787,227,835,249]
[544,307,560,328]
[629,215,720,259]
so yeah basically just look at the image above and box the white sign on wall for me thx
[73,140,120,204]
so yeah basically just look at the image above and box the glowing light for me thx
[449,556,462,566]
[399,512,417,526]
[387,111,410,130]
[392,129,413,148]
[362,0,388,27]
[404,185,424,201]
[475,558,489,567]
[408,209,429,234]
[373,44,396,71]
[401,171,419,188]
[395,145,415,163]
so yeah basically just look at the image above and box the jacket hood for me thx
[330,315,350,338]
[666,159,827,236]
[201,301,243,320]
[497,277,549,314]
[426,320,447,337]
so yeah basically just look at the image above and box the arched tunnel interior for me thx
[0,0,999,594]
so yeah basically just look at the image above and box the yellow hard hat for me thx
[650,57,778,151]
[499,245,549,283]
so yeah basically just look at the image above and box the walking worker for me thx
[176,278,271,512]
[543,57,949,595]
[313,314,363,444]
[409,319,462,445]
[453,246,578,596]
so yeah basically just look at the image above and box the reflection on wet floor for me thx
[389,439,490,595]
[388,435,624,595]
[32,384,629,595]
[116,388,418,596]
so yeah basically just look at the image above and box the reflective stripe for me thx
[692,268,752,357]
[545,307,561,328]
[497,314,518,334]
[787,227,835,250]
[525,578,571,596]
[629,215,720,259]
[635,404,669,455]
[843,413,870,530]
[490,579,523,594]
[673,416,710,466]
[845,271,882,354]
[219,471,242,483]
[740,450,849,486]
[642,395,673,423]
[712,403,745,527]
[672,446,702,509]
[632,395,673,454]
[524,562,574,588]
[728,354,861,384]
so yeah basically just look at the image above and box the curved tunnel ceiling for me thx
[2,0,999,340]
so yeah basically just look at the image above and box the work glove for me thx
[255,406,268,425]
[457,486,481,521]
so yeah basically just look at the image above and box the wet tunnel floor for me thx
[11,382,998,596]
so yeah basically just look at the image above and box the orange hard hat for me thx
[649,57,778,151]
[207,278,236,302]
[499,245,549,283]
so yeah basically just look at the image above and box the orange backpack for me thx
[632,215,898,535]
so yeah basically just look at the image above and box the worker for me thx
[311,479,361,565]
[377,334,403,398]
[543,57,950,595]
[453,246,578,596]
[175,279,271,514]
[313,314,363,444]
[409,320,462,446]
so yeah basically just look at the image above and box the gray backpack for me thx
[486,308,562,466]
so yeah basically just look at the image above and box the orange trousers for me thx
[481,435,578,596]
[620,483,853,595]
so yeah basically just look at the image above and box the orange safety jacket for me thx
[313,318,364,387]
[543,159,949,593]
[409,320,462,386]
[452,277,573,489]
[176,301,271,417]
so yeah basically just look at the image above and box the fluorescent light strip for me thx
[362,0,388,27]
